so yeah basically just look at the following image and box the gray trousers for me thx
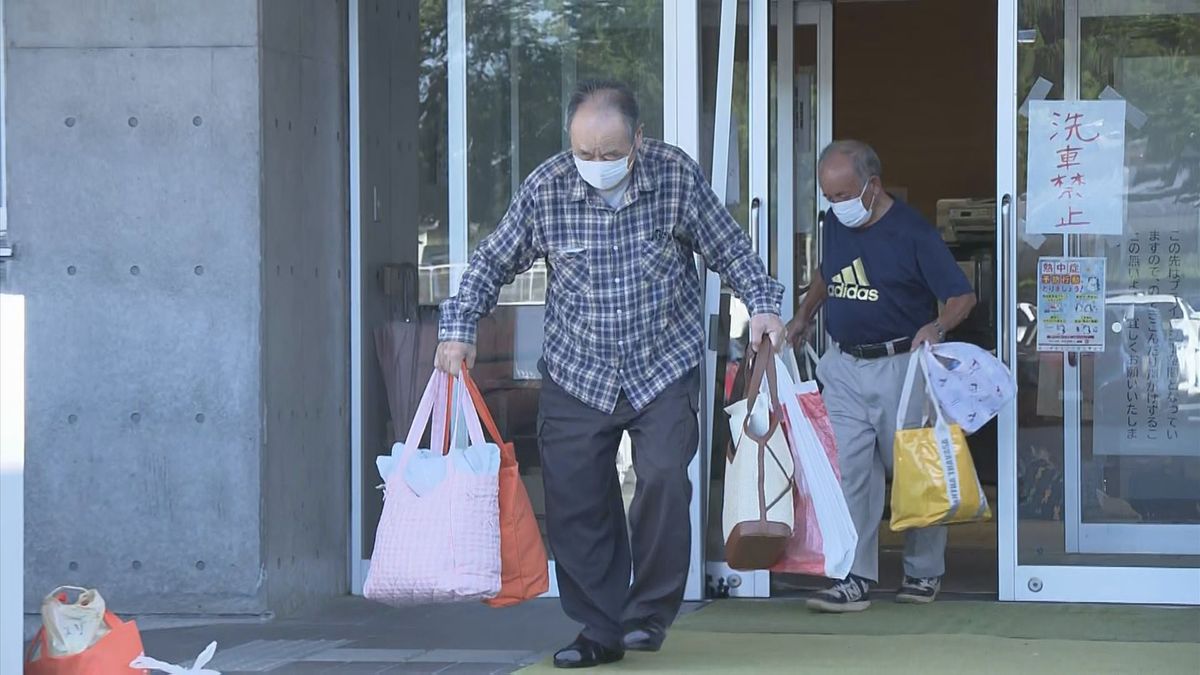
[537,365,699,649]
[816,346,947,582]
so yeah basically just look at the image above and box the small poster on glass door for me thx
[1037,256,1106,352]
[1026,100,1126,235]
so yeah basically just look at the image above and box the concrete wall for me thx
[6,0,350,615]
[259,0,351,615]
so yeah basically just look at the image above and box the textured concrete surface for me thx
[259,0,352,617]
[7,0,266,613]
[7,0,350,616]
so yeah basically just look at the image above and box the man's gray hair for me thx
[566,79,640,141]
[818,140,882,183]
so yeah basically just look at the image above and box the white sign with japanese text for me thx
[1037,256,1106,353]
[1027,100,1126,235]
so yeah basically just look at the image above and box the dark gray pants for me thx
[537,367,699,649]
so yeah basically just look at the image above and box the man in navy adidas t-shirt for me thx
[786,140,976,613]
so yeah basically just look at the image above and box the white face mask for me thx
[830,180,876,228]
[574,154,632,191]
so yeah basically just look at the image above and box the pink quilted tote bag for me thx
[364,371,502,605]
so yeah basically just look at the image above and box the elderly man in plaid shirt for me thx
[437,80,784,669]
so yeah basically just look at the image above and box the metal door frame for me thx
[349,0,709,600]
[0,293,24,675]
[995,0,1200,605]
[701,0,832,598]
[1065,0,1200,558]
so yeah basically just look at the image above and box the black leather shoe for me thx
[553,635,625,669]
[622,621,666,652]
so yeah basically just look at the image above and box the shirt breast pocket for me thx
[642,232,684,280]
[548,247,591,294]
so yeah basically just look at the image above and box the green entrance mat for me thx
[520,632,1200,674]
[673,598,1200,643]
[519,601,1200,674]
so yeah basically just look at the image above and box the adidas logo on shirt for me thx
[828,258,880,302]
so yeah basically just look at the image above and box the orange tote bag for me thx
[462,368,550,607]
[26,611,147,675]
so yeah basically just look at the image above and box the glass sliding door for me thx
[997,0,1200,604]
[352,0,707,597]
[699,0,831,598]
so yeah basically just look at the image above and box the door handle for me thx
[999,194,1012,367]
[749,197,762,254]
[813,209,827,354]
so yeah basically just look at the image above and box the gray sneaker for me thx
[896,576,942,604]
[806,575,871,613]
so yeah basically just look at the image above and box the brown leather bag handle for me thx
[726,339,781,462]
[741,339,781,446]
[735,339,793,525]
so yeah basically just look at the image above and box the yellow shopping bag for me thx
[891,349,991,531]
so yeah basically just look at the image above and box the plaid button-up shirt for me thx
[439,139,783,413]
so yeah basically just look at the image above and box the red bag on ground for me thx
[26,595,147,675]
[462,368,550,606]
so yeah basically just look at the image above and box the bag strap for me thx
[447,372,487,449]
[402,371,446,457]
[43,586,90,603]
[916,345,950,430]
[802,343,820,380]
[438,374,452,453]
[461,368,517,465]
[895,351,923,430]
[741,342,782,446]
[740,340,789,525]
[896,345,944,430]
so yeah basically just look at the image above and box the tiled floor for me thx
[136,597,584,674]
[42,590,1200,673]
[132,594,723,673]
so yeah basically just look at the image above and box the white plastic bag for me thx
[40,586,108,657]
[130,642,220,674]
[773,347,858,580]
[920,342,1016,435]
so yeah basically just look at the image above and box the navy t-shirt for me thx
[820,199,972,346]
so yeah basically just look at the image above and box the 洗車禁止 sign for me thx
[1026,100,1126,235]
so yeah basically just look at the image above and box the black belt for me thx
[842,337,912,360]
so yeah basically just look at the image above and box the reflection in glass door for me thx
[699,0,831,598]
[998,0,1200,604]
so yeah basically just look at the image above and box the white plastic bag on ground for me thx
[772,346,858,579]
[920,342,1016,435]
[130,642,220,674]
[40,586,109,657]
